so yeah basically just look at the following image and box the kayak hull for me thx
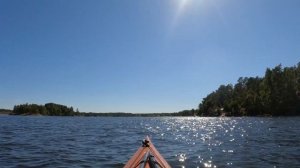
[124,136,171,168]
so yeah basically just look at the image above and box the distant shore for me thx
[0,109,12,115]
[2,109,299,117]
[3,103,196,117]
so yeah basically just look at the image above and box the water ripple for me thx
[0,116,299,167]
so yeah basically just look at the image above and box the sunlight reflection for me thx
[143,117,250,167]
[177,153,187,162]
[203,160,217,168]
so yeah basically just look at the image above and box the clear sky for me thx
[1,0,299,113]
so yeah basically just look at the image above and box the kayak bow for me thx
[124,136,171,168]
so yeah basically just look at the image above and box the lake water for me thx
[0,116,299,168]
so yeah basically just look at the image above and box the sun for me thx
[168,0,206,35]
[177,0,191,14]
[171,0,192,28]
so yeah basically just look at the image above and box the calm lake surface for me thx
[0,116,299,168]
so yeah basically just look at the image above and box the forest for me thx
[10,104,194,117]
[10,103,194,116]
[197,63,300,116]
[12,103,78,116]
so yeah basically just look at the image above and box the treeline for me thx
[175,109,197,116]
[76,112,135,117]
[0,109,12,114]
[12,103,78,116]
[75,111,195,117]
[10,103,196,117]
[196,63,300,116]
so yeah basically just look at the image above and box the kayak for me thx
[124,136,171,168]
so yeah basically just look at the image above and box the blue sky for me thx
[1,0,299,113]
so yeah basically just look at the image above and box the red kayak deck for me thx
[124,136,171,168]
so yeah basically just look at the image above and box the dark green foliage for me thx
[13,103,76,116]
[199,84,234,116]
[174,109,197,116]
[198,63,300,116]
[11,103,197,117]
